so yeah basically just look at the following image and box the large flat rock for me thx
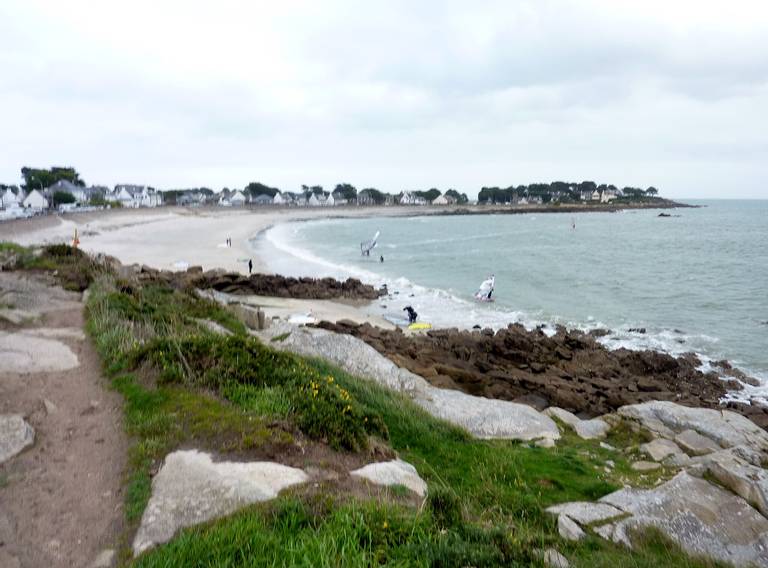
[416,387,560,441]
[544,407,610,439]
[599,471,768,566]
[133,450,308,556]
[350,459,428,497]
[705,450,768,519]
[261,324,561,442]
[0,331,79,373]
[618,401,768,452]
[0,415,34,465]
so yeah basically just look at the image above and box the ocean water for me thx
[255,200,768,403]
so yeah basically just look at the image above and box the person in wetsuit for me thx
[403,305,418,324]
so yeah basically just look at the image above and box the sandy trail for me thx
[0,273,127,568]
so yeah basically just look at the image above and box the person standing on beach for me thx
[248,259,253,274]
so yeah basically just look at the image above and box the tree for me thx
[646,186,659,196]
[415,188,441,202]
[244,181,280,198]
[53,191,76,205]
[445,189,468,204]
[359,188,387,205]
[21,166,85,190]
[333,183,357,201]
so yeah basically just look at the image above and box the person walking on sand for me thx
[248,259,253,274]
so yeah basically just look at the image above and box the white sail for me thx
[474,275,495,300]
[360,230,380,255]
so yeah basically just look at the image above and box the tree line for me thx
[478,181,659,204]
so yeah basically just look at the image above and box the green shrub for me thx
[294,375,372,451]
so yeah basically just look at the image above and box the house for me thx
[600,189,617,203]
[399,192,427,205]
[323,194,335,207]
[307,193,320,207]
[1,188,21,208]
[331,191,348,205]
[252,194,273,206]
[272,193,285,205]
[48,180,88,203]
[281,192,301,206]
[179,191,206,206]
[356,190,376,206]
[110,185,163,208]
[431,194,448,205]
[229,190,247,206]
[23,189,49,210]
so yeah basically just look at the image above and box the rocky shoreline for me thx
[314,320,768,430]
[116,263,385,301]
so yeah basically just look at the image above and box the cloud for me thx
[0,0,767,197]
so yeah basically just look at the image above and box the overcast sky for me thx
[1,1,767,198]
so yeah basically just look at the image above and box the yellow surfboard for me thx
[407,322,432,331]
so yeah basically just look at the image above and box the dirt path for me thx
[0,273,127,568]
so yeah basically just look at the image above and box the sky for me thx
[1,0,767,199]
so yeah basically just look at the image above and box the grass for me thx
[2,244,726,567]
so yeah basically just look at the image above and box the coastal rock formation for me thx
[0,415,34,465]
[549,472,768,566]
[133,450,308,556]
[350,459,428,497]
[543,407,610,439]
[314,321,768,430]
[259,323,561,443]
[129,264,385,301]
[617,402,768,451]
[600,472,768,566]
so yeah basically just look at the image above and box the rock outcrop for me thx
[350,459,428,497]
[544,407,610,439]
[0,415,34,465]
[0,330,80,373]
[314,321,768,430]
[129,264,384,301]
[258,323,561,443]
[133,450,308,556]
[548,472,768,566]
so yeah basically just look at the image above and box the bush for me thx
[134,333,387,451]
[294,375,371,451]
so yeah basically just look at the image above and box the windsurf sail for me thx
[474,274,495,301]
[360,230,380,255]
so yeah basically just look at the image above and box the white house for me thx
[323,193,335,207]
[600,189,617,203]
[431,194,448,205]
[1,188,21,208]
[23,189,49,210]
[273,192,285,205]
[110,185,163,208]
[229,190,247,206]
[399,192,427,205]
[307,193,320,207]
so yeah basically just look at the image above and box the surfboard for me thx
[407,322,432,331]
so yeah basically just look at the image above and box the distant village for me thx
[0,167,662,221]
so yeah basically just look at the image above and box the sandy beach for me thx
[0,205,443,275]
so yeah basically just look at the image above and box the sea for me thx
[255,200,768,404]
